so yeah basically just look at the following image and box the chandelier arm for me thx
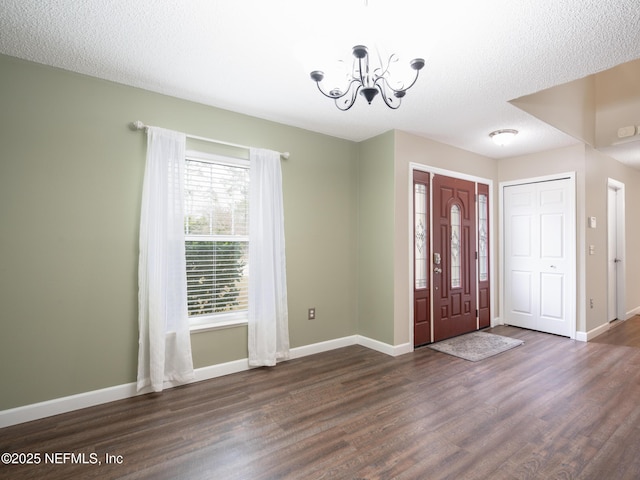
[335,84,361,111]
[375,83,402,110]
[372,53,397,80]
[398,69,422,92]
[379,68,421,95]
[314,78,361,101]
[314,81,347,100]
[378,76,398,93]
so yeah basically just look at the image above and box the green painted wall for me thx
[7,51,635,413]
[356,132,396,344]
[0,54,358,410]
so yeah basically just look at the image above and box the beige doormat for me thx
[427,331,524,362]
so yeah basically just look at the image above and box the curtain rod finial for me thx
[281,152,290,160]
[130,120,146,131]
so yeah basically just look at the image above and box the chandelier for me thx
[310,45,425,110]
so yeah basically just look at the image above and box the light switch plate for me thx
[618,125,637,138]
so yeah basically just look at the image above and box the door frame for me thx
[408,163,495,348]
[607,178,626,321]
[499,172,577,339]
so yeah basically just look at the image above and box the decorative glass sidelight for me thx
[414,183,427,289]
[478,194,488,282]
[451,204,461,288]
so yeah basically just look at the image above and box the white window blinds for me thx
[184,154,249,321]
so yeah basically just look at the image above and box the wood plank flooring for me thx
[2,318,640,479]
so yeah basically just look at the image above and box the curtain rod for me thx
[130,120,290,159]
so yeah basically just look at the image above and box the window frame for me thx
[184,149,250,332]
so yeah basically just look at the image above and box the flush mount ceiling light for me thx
[310,45,425,111]
[489,129,519,146]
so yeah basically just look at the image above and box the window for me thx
[414,183,427,289]
[478,193,488,282]
[184,151,249,328]
[450,204,461,289]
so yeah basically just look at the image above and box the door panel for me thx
[432,175,477,342]
[503,179,573,337]
[541,214,564,257]
[413,170,431,346]
[540,273,563,318]
[511,271,533,315]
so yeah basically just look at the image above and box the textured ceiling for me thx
[1,0,640,161]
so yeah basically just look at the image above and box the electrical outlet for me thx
[590,299,594,309]
[308,308,316,320]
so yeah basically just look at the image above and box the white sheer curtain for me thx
[248,148,290,366]
[137,127,194,392]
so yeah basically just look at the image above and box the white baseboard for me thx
[356,335,410,356]
[1,334,400,429]
[627,306,640,318]
[574,331,588,342]
[576,321,611,342]
[193,358,251,384]
[289,335,358,359]
[576,309,640,343]
[0,381,140,429]
[0,358,253,430]
[390,342,413,356]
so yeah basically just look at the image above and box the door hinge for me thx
[476,309,479,318]
[475,251,478,259]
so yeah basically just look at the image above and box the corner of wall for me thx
[355,131,396,345]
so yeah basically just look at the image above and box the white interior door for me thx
[503,177,575,337]
[607,186,618,321]
[607,179,625,322]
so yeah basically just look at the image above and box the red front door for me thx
[432,174,478,342]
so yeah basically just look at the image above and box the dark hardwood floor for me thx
[2,317,640,479]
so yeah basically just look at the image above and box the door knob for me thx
[434,267,442,274]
